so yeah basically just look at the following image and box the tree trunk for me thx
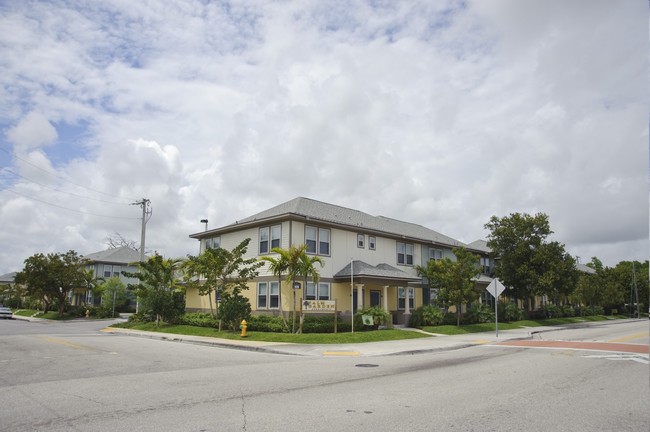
[456,303,461,326]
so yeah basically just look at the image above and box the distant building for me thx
[70,246,142,306]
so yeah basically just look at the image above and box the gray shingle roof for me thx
[221,197,465,248]
[0,272,17,283]
[334,260,421,282]
[467,239,491,253]
[83,246,142,264]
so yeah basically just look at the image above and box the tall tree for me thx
[183,238,263,328]
[15,251,91,317]
[416,247,481,326]
[485,212,576,309]
[123,254,185,325]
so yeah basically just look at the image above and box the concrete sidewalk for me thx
[102,325,557,357]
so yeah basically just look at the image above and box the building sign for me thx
[302,299,336,312]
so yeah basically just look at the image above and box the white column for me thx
[382,285,389,311]
[356,284,364,310]
[404,286,411,315]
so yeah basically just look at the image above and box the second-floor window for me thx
[259,225,281,254]
[369,236,376,250]
[206,236,221,250]
[357,234,365,248]
[429,248,443,261]
[397,242,414,265]
[480,257,491,274]
[305,226,330,256]
[103,265,121,278]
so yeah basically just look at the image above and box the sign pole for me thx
[494,283,499,338]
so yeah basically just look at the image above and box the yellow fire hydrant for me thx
[240,319,248,338]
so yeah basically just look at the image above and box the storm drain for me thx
[355,363,379,368]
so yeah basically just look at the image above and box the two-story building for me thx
[187,197,493,324]
[70,246,142,306]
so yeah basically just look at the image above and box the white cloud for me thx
[6,112,58,150]
[0,0,646,272]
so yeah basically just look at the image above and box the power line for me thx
[0,168,133,205]
[0,146,139,201]
[3,188,141,220]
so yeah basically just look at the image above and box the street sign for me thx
[486,278,506,338]
[486,279,506,298]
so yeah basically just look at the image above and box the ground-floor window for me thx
[257,281,279,309]
[306,282,330,300]
[429,288,438,305]
[398,287,414,309]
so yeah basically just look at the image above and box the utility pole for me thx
[132,198,152,261]
[131,198,151,313]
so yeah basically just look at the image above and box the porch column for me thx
[382,285,389,311]
[356,284,364,310]
[404,286,411,316]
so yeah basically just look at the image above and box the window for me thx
[259,225,281,254]
[369,236,376,250]
[429,248,443,261]
[397,242,414,265]
[398,287,414,309]
[257,281,280,309]
[103,264,113,278]
[259,227,270,254]
[112,265,121,278]
[319,228,330,255]
[271,225,281,249]
[306,282,330,300]
[305,226,331,256]
[357,234,365,248]
[429,288,438,305]
[305,226,317,253]
[480,257,491,275]
[206,236,221,250]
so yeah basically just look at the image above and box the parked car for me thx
[0,306,13,319]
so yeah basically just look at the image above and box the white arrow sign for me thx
[486,279,506,298]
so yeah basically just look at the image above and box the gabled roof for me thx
[576,263,597,275]
[83,246,142,265]
[467,239,491,253]
[0,272,17,284]
[194,197,465,248]
[334,260,421,282]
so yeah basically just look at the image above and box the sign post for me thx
[486,279,506,337]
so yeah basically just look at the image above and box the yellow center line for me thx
[323,351,360,357]
[43,337,85,350]
[608,332,648,343]
[472,340,492,345]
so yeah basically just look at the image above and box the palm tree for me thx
[259,247,290,330]
[296,248,324,334]
[268,244,323,333]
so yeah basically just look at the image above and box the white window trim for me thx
[305,226,331,256]
[357,234,365,249]
[368,236,376,250]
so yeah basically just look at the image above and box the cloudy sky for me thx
[0,0,647,273]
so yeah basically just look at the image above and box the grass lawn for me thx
[12,309,41,317]
[422,315,628,335]
[110,322,432,344]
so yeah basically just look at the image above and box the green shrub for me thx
[503,303,523,322]
[561,305,575,317]
[247,315,289,333]
[465,303,495,324]
[355,306,390,329]
[409,305,444,327]
[218,292,251,331]
[541,304,561,318]
[180,312,218,328]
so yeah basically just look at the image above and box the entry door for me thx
[353,289,358,313]
[370,291,381,307]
